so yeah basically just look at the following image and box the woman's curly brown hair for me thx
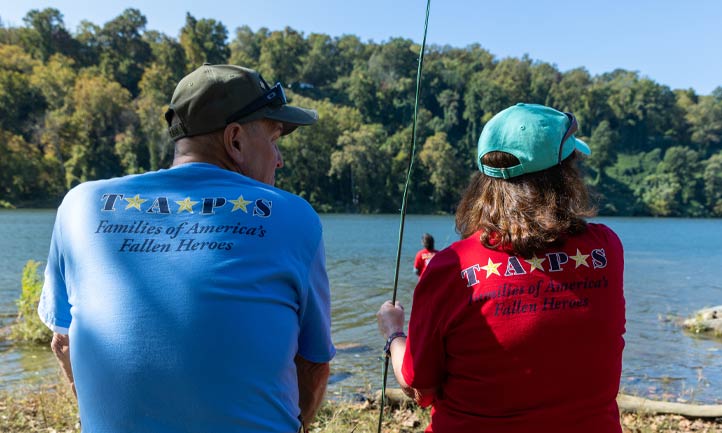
[455,151,596,258]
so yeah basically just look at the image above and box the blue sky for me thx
[1,0,721,95]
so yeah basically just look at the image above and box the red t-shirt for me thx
[402,223,625,433]
[414,248,438,276]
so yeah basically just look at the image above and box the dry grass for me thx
[621,412,722,433]
[1,382,721,433]
[0,382,79,433]
[313,397,430,433]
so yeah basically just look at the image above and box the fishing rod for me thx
[376,1,431,432]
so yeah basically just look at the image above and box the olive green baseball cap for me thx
[165,63,318,140]
[477,103,590,179]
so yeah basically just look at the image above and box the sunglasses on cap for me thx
[225,78,287,124]
[557,112,578,164]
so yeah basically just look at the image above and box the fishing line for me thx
[376,0,431,432]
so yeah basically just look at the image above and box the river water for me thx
[1,210,721,403]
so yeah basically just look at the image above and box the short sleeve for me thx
[297,240,335,363]
[37,211,72,334]
[413,251,423,270]
[401,258,450,395]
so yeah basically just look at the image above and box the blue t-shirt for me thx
[38,163,335,433]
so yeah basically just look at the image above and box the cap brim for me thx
[265,105,318,136]
[574,137,591,155]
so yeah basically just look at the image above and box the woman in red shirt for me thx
[414,233,438,277]
[377,103,625,433]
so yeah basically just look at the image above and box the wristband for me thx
[383,331,407,357]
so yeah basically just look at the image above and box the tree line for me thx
[1,8,721,216]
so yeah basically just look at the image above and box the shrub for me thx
[9,260,52,344]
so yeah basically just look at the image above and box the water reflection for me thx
[0,339,57,387]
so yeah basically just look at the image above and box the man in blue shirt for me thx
[39,64,335,433]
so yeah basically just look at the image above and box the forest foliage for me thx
[1,8,721,216]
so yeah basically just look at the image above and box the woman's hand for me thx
[376,300,405,339]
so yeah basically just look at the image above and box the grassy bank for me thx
[2,381,721,433]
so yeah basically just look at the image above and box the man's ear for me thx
[223,123,245,167]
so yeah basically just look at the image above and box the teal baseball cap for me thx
[477,103,591,179]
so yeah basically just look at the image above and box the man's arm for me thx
[50,332,76,397]
[295,354,329,430]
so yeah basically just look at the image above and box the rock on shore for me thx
[683,305,722,337]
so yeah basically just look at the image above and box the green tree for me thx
[418,132,460,207]
[334,35,370,77]
[0,131,42,205]
[179,13,230,69]
[489,56,532,104]
[329,124,389,212]
[97,8,152,95]
[258,27,308,84]
[378,108,437,213]
[344,65,381,123]
[30,53,77,111]
[30,53,79,190]
[702,151,722,215]
[136,64,176,171]
[277,94,364,210]
[602,71,681,152]
[463,70,511,152]
[144,30,186,81]
[298,33,339,86]
[657,146,700,206]
[529,61,560,105]
[0,45,44,137]
[587,120,618,184]
[229,25,267,66]
[605,149,662,215]
[0,11,719,216]
[18,8,79,61]
[436,89,462,132]
[74,20,101,66]
[639,173,681,216]
[367,38,416,86]
[424,44,493,153]
[548,68,592,114]
[0,17,22,45]
[635,146,703,216]
[686,93,722,155]
[65,70,137,187]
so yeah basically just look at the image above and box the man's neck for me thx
[172,154,236,172]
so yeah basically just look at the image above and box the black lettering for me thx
[591,248,608,269]
[253,199,272,217]
[101,194,123,211]
[546,252,569,272]
[146,197,171,214]
[505,257,527,276]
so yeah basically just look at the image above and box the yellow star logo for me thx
[570,249,590,268]
[124,194,147,211]
[480,257,502,278]
[525,254,545,273]
[175,197,198,213]
[229,195,252,212]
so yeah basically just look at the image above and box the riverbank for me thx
[2,382,721,433]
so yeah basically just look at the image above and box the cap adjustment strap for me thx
[168,123,187,140]
[480,164,525,179]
